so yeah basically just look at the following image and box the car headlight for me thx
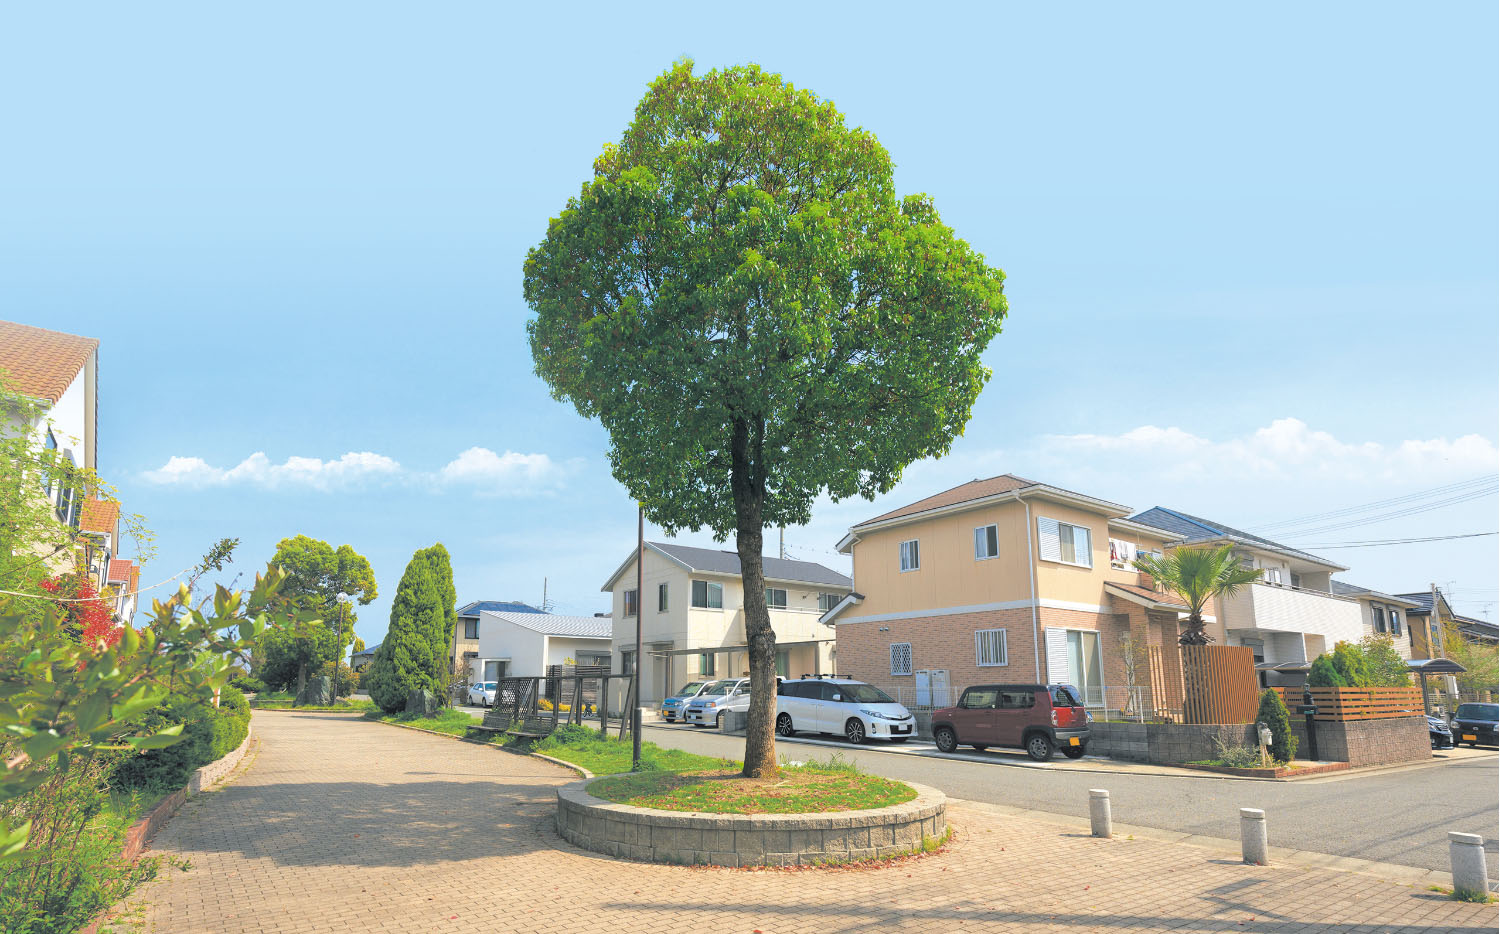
[861,709,898,720]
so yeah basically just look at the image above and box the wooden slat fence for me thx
[1181,644,1259,724]
[1274,686,1424,721]
[1146,645,1184,721]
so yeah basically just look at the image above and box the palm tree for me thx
[1134,544,1262,645]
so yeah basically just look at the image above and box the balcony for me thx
[1218,581,1364,644]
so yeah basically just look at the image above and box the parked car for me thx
[776,677,916,744]
[660,681,713,723]
[466,681,498,707]
[1450,702,1499,748]
[1427,714,1454,749]
[685,678,751,728]
[931,683,1090,762]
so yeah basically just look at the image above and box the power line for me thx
[1288,531,1498,549]
[1267,484,1498,537]
[1250,474,1499,534]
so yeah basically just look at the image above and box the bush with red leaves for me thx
[40,573,120,649]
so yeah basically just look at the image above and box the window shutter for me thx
[1045,627,1068,683]
[1038,517,1062,562]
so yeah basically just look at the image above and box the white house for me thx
[600,541,853,704]
[470,611,613,683]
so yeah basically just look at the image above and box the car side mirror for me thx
[831,693,842,702]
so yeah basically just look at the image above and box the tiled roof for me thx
[106,558,133,584]
[485,611,613,639]
[1394,592,1443,615]
[78,498,119,535]
[1105,581,1188,609]
[1330,581,1420,606]
[1130,506,1344,569]
[651,542,853,588]
[457,600,545,618]
[857,474,1038,526]
[0,320,98,404]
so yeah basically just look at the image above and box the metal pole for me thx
[332,600,344,703]
[632,504,643,771]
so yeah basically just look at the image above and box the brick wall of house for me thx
[835,607,1040,696]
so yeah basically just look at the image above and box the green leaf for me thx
[0,820,32,861]
[21,730,66,762]
[126,722,185,750]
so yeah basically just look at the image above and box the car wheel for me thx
[845,719,867,745]
[934,726,958,753]
[776,713,795,737]
[1062,745,1086,759]
[971,744,989,752]
[1026,733,1054,762]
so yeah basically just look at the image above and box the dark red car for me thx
[931,683,1090,762]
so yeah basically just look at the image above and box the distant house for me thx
[1396,589,1499,656]
[601,541,852,705]
[1327,581,1420,659]
[470,612,613,683]
[351,642,379,672]
[449,600,546,675]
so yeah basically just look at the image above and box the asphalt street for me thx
[639,721,1498,874]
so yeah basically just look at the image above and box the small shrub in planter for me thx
[1255,688,1297,763]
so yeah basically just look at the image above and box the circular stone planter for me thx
[555,777,946,867]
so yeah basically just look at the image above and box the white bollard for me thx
[1448,832,1490,899]
[1089,789,1112,838]
[1240,808,1268,866]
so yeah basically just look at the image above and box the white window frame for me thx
[974,524,999,561]
[899,539,920,572]
[889,642,913,676]
[764,587,787,609]
[657,582,669,613]
[691,579,724,610]
[1037,517,1093,568]
[975,629,1008,667]
[817,592,840,612]
[622,589,638,618]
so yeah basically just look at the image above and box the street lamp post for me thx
[333,594,348,704]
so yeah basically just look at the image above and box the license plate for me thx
[893,726,909,733]
[1069,737,1080,746]
[1463,734,1477,741]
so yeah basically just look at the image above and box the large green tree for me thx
[524,61,1007,776]
[364,545,450,713]
[418,542,457,662]
[259,535,376,696]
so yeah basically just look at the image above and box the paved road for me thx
[642,722,1499,874]
[111,711,1494,933]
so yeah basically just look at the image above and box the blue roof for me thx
[1130,506,1344,569]
[456,600,544,618]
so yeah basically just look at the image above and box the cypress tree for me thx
[1255,688,1298,763]
[365,550,446,713]
[417,543,457,659]
[1306,653,1347,688]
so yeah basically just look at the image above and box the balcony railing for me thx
[1219,581,1363,641]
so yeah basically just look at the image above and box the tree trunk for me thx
[730,416,778,778]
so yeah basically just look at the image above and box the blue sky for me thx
[3,3,1496,646]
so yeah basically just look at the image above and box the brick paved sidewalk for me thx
[108,711,1495,933]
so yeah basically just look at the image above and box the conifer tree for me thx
[365,548,446,713]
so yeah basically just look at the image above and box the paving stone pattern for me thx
[115,710,1496,933]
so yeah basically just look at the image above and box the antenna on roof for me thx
[541,577,555,613]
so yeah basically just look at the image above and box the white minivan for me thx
[684,678,751,728]
[776,677,915,744]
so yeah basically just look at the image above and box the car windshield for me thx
[700,682,735,696]
[835,683,895,704]
[675,683,705,697]
[1455,703,1498,720]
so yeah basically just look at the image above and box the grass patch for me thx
[364,707,481,736]
[589,764,917,814]
[253,698,374,712]
[531,724,734,776]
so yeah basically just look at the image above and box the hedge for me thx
[111,686,252,793]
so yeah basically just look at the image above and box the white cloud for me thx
[143,451,401,490]
[437,447,574,496]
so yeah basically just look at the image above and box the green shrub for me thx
[111,686,251,794]
[1306,654,1346,688]
[229,673,266,694]
[1255,688,1297,763]
[1330,641,1371,687]
[1359,634,1412,687]
[1211,737,1265,768]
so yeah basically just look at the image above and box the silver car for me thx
[466,681,498,706]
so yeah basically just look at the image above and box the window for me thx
[463,618,479,640]
[975,629,1008,667]
[959,687,998,709]
[1037,517,1091,567]
[889,642,913,676]
[621,650,635,675]
[622,589,638,618]
[1290,572,1302,589]
[691,580,723,609]
[658,582,668,612]
[699,653,716,676]
[775,649,790,679]
[764,588,787,609]
[974,524,999,560]
[1264,567,1283,585]
[1000,689,1037,709]
[1371,603,1387,633]
[1389,608,1402,636]
[899,539,920,572]
[818,592,841,612]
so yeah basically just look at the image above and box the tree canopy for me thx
[364,545,452,713]
[257,536,376,693]
[525,61,1007,775]
[1135,544,1262,645]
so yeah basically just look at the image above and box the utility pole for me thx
[779,527,785,560]
[1431,582,1444,659]
[542,577,549,612]
[632,505,644,771]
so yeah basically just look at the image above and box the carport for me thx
[1408,657,1467,715]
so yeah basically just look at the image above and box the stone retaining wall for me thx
[556,778,946,867]
[1289,716,1430,767]
[1089,717,1431,767]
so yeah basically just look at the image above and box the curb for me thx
[533,751,593,779]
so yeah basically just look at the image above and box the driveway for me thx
[107,711,1494,933]
[642,722,1499,874]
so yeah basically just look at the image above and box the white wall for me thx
[476,613,547,675]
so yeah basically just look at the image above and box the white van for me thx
[776,677,915,744]
[684,678,751,728]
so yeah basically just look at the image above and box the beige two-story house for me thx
[601,542,852,704]
[827,474,1371,712]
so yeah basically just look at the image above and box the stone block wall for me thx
[1091,716,1431,767]
[557,779,947,867]
[1289,716,1429,767]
